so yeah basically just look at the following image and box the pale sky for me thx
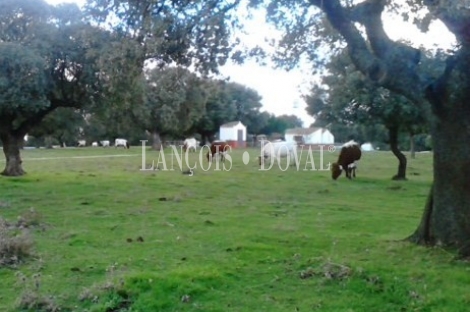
[44,0,456,127]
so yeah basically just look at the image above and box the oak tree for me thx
[251,0,470,256]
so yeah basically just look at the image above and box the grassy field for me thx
[0,146,467,311]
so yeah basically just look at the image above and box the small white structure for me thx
[219,121,247,148]
[361,142,374,151]
[284,127,334,145]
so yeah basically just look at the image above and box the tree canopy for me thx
[0,0,113,175]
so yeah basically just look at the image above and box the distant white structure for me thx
[219,121,247,148]
[361,142,374,151]
[284,127,334,145]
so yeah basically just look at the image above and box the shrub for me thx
[15,273,61,312]
[0,217,34,267]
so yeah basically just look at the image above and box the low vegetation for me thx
[0,147,466,311]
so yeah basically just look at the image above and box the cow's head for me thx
[331,163,343,180]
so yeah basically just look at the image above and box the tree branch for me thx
[309,0,378,79]
[309,0,427,108]
[424,0,470,43]
[13,99,81,137]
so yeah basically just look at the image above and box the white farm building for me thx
[284,127,334,145]
[219,121,247,148]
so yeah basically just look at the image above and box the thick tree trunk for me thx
[389,126,407,180]
[1,133,26,176]
[409,70,470,257]
[151,131,162,150]
[408,114,470,256]
[410,134,415,159]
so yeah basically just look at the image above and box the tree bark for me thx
[389,126,407,180]
[1,133,26,176]
[408,112,470,256]
[151,131,162,150]
[410,134,415,159]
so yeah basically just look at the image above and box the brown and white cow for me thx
[206,141,231,162]
[331,140,362,180]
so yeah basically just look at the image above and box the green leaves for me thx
[138,66,206,136]
[305,49,427,142]
[0,43,49,114]
[85,0,241,75]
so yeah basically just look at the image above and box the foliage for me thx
[85,0,242,75]
[260,114,303,135]
[0,43,49,116]
[189,79,237,140]
[189,79,265,140]
[136,66,208,139]
[304,50,427,143]
[225,81,264,133]
[28,108,86,147]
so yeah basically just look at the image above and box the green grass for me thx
[0,147,467,311]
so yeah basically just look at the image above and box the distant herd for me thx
[77,137,362,180]
[77,138,129,149]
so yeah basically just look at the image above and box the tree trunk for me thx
[201,132,215,145]
[410,134,415,159]
[58,135,66,148]
[408,112,470,257]
[151,131,162,150]
[0,133,26,176]
[44,136,53,149]
[389,126,407,180]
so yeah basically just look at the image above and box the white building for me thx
[219,121,247,148]
[284,127,334,145]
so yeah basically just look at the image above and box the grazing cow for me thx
[115,138,130,149]
[207,141,230,162]
[100,140,110,147]
[183,138,198,152]
[77,140,86,147]
[91,142,98,147]
[331,140,362,180]
[259,140,298,167]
